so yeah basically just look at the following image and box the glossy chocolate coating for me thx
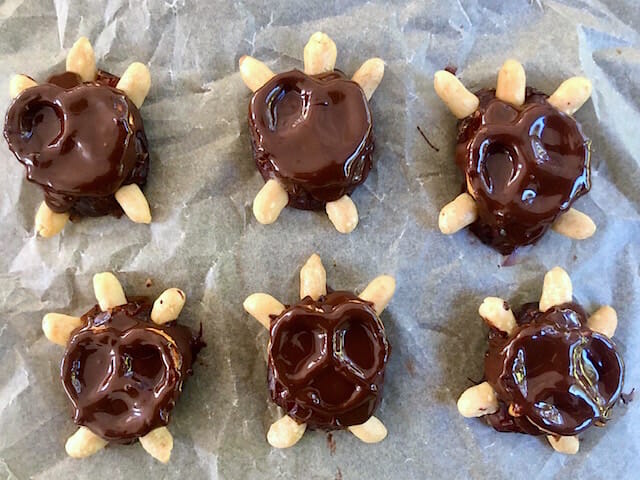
[249,69,373,210]
[456,88,591,254]
[61,299,200,443]
[484,302,624,436]
[268,291,390,429]
[4,70,149,218]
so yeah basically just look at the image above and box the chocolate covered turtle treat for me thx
[239,32,385,233]
[4,38,152,237]
[42,273,201,462]
[243,254,395,447]
[457,267,624,454]
[434,60,596,254]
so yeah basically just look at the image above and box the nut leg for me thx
[65,426,107,458]
[114,184,152,224]
[243,293,285,329]
[300,254,327,301]
[116,62,151,108]
[457,382,499,418]
[539,266,572,312]
[303,32,337,75]
[35,202,69,238]
[267,415,306,449]
[347,416,387,443]
[359,275,396,315]
[42,313,82,346]
[66,37,97,82]
[139,426,173,463]
[151,288,186,324]
[93,272,127,311]
[352,58,384,100]
[326,195,358,234]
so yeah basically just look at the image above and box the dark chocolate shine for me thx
[249,69,373,210]
[484,302,624,436]
[4,70,149,218]
[456,88,591,254]
[268,291,390,430]
[61,299,200,443]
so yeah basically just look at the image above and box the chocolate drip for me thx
[249,70,373,210]
[4,70,149,218]
[61,299,201,443]
[456,88,590,254]
[268,291,390,430]
[484,302,624,436]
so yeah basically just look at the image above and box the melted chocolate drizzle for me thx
[249,70,373,210]
[484,302,624,436]
[456,88,591,254]
[268,291,390,430]
[61,299,201,443]
[4,70,149,218]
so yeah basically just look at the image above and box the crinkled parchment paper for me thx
[0,0,639,478]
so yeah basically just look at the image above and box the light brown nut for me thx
[239,55,276,92]
[547,435,580,455]
[9,74,37,99]
[151,288,186,325]
[547,77,592,115]
[300,254,327,301]
[267,415,306,449]
[303,32,337,75]
[35,201,69,238]
[116,62,151,108]
[114,184,152,224]
[352,58,385,101]
[347,416,388,443]
[479,297,517,335]
[439,193,478,234]
[66,37,97,82]
[139,426,173,463]
[551,208,596,240]
[433,70,480,119]
[243,293,285,329]
[359,275,396,316]
[457,382,499,418]
[253,179,289,225]
[587,305,618,338]
[539,266,572,312]
[325,195,358,234]
[496,59,526,107]
[65,426,107,458]
[42,313,83,346]
[93,272,127,311]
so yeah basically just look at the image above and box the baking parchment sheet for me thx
[0,0,639,478]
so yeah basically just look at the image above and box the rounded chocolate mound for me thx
[484,302,624,436]
[456,88,590,254]
[4,71,149,218]
[268,291,389,430]
[61,299,200,443]
[249,70,373,210]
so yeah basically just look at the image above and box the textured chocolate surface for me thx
[456,88,591,254]
[4,70,149,218]
[61,299,201,443]
[484,302,624,436]
[249,69,373,210]
[268,291,389,430]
